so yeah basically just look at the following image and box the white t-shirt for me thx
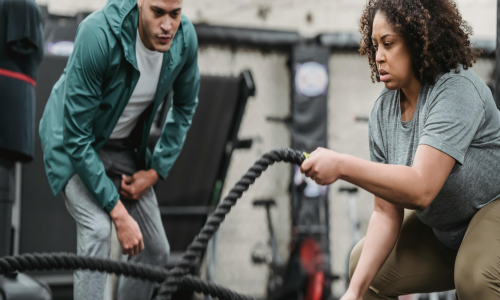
[110,30,163,139]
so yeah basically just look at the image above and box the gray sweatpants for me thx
[62,139,170,300]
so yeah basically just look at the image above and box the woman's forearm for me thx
[348,209,403,298]
[339,154,431,210]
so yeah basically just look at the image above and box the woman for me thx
[300,0,500,299]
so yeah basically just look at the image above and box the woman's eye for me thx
[384,43,392,47]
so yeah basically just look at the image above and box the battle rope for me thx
[0,148,307,300]
[156,148,306,299]
[0,253,255,300]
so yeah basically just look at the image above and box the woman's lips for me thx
[379,69,389,82]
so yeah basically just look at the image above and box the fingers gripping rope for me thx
[0,148,307,300]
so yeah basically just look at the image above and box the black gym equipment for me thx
[266,44,336,300]
[0,0,54,298]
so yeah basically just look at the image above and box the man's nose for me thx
[161,17,173,32]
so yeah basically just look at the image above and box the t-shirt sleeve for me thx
[368,103,387,164]
[5,0,42,54]
[419,76,485,164]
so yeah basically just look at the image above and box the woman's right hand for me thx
[340,290,363,300]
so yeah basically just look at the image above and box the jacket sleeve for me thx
[150,24,200,180]
[62,23,119,213]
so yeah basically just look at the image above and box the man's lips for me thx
[158,35,172,43]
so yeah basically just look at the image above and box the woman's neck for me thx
[400,78,421,122]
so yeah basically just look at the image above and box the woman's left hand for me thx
[300,147,344,185]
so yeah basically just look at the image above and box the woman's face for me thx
[372,12,415,90]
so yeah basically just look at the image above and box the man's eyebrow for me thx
[151,5,181,14]
[151,5,165,13]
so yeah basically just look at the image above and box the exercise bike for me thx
[250,199,334,300]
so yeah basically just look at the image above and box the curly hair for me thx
[359,0,481,85]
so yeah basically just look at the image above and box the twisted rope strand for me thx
[0,254,259,300]
[0,253,170,282]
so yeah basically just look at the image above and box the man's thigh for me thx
[122,187,170,262]
[350,211,457,299]
[63,174,112,255]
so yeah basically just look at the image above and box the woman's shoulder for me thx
[371,87,397,116]
[433,66,487,97]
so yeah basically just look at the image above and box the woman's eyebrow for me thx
[372,34,394,41]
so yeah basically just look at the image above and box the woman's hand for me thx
[339,290,363,300]
[299,147,345,185]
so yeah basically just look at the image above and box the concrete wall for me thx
[37,0,496,40]
[197,45,292,296]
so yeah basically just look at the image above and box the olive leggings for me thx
[349,199,500,300]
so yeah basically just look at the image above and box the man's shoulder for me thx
[76,11,112,43]
[181,14,198,50]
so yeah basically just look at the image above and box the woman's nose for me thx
[376,49,385,65]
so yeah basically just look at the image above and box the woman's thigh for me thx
[350,211,457,300]
[455,199,500,300]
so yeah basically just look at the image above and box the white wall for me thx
[37,0,496,40]
[197,45,292,296]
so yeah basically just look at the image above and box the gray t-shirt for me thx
[369,67,500,249]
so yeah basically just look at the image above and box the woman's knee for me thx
[349,238,365,279]
[455,256,500,299]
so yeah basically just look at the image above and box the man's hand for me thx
[110,200,144,257]
[300,147,345,186]
[120,169,159,200]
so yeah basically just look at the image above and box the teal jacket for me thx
[39,0,200,213]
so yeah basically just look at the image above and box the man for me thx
[39,0,199,298]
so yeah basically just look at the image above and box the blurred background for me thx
[1,0,498,300]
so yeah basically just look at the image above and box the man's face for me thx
[137,0,183,53]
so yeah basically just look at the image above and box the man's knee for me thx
[142,236,170,265]
[455,257,500,299]
[349,238,365,279]
[88,221,112,245]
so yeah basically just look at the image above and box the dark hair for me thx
[359,0,481,85]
